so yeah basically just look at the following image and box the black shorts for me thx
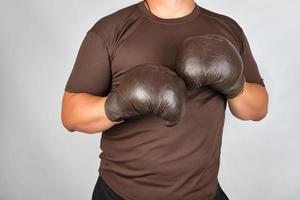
[92,176,229,200]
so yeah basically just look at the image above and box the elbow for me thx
[252,106,268,121]
[252,112,268,122]
[232,106,268,121]
[253,89,269,121]
[62,122,76,133]
[61,113,76,133]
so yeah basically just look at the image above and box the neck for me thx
[144,0,196,19]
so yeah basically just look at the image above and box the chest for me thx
[108,19,239,91]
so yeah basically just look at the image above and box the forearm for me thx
[228,81,268,121]
[61,92,118,134]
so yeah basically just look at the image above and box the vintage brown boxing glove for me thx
[175,34,245,98]
[104,63,187,126]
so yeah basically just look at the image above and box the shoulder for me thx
[197,6,248,50]
[199,6,244,33]
[88,3,142,38]
[199,6,244,38]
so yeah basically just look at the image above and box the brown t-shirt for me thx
[65,1,265,200]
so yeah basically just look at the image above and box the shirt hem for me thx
[99,171,138,200]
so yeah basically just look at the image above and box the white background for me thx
[1,0,299,199]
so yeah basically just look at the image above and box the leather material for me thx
[175,34,245,98]
[104,63,187,126]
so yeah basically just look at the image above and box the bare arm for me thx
[228,81,269,121]
[61,92,120,134]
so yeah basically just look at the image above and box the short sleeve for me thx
[239,31,265,87]
[64,31,111,96]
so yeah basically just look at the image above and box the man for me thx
[61,0,268,199]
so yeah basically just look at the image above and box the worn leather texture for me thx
[175,34,245,98]
[104,63,187,126]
